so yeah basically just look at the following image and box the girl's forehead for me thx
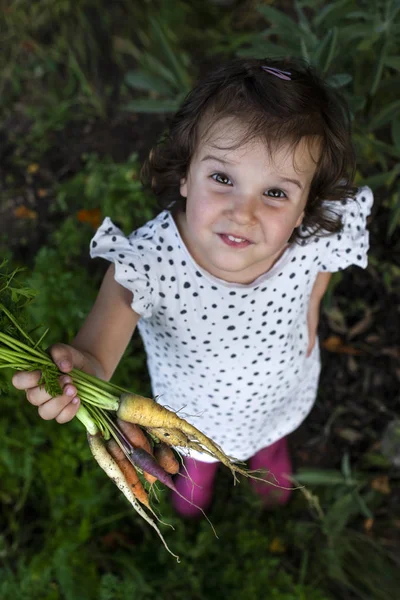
[196,116,320,163]
[194,123,321,177]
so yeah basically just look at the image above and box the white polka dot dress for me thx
[90,187,373,462]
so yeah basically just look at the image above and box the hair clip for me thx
[261,66,292,81]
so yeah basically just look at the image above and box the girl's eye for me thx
[266,188,287,199]
[212,173,232,185]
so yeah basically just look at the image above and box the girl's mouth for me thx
[218,233,252,248]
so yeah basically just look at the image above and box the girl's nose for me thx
[228,194,257,224]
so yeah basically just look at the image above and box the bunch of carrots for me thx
[0,262,273,561]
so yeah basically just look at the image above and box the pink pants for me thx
[170,437,292,517]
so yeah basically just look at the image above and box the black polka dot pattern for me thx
[318,186,373,273]
[89,187,373,462]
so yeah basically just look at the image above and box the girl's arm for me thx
[310,271,332,303]
[13,264,141,423]
[72,263,141,381]
[306,271,332,357]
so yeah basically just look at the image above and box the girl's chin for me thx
[204,259,263,283]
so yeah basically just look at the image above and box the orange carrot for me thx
[116,419,157,484]
[106,439,151,508]
[117,419,153,453]
[154,442,180,475]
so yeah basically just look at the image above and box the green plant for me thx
[291,454,400,599]
[55,152,157,234]
[0,0,126,118]
[227,0,400,236]
[123,15,193,113]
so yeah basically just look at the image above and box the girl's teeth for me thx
[227,235,246,242]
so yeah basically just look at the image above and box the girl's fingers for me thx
[12,370,42,390]
[26,385,52,406]
[38,395,79,421]
[55,398,81,424]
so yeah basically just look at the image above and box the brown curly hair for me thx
[141,57,357,242]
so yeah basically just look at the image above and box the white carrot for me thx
[87,432,180,562]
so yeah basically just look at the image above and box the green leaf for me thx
[124,70,173,96]
[347,94,366,115]
[300,37,310,62]
[362,166,400,189]
[326,73,352,88]
[237,40,299,58]
[370,41,388,96]
[323,491,361,537]
[139,52,183,89]
[338,22,375,43]
[387,189,400,239]
[295,469,347,486]
[313,0,355,28]
[345,10,375,22]
[149,17,191,92]
[257,5,301,39]
[123,98,182,113]
[295,2,319,47]
[392,118,400,150]
[369,100,400,132]
[385,56,400,71]
[315,27,338,73]
[341,453,352,481]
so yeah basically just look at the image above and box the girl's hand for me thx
[306,298,320,358]
[11,343,88,424]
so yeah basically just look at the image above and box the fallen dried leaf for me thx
[370,475,391,495]
[381,347,400,360]
[364,518,374,532]
[322,335,362,355]
[37,188,48,198]
[14,206,38,220]
[365,334,380,344]
[27,163,39,174]
[269,537,286,554]
[347,355,358,374]
[336,428,363,443]
[77,208,102,229]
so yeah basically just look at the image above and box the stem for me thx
[76,405,99,435]
[90,405,112,439]
[69,367,132,396]
[73,377,118,402]
[0,348,50,365]
[0,332,53,364]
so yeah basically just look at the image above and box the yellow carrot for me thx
[117,393,247,480]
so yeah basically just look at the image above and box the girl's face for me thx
[176,122,319,284]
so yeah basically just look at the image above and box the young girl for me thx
[13,57,373,516]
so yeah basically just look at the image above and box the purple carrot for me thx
[127,445,177,492]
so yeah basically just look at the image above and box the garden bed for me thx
[1,1,399,598]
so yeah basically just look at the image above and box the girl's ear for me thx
[180,177,188,198]
[295,210,305,228]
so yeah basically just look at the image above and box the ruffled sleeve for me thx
[89,217,158,318]
[319,186,374,273]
